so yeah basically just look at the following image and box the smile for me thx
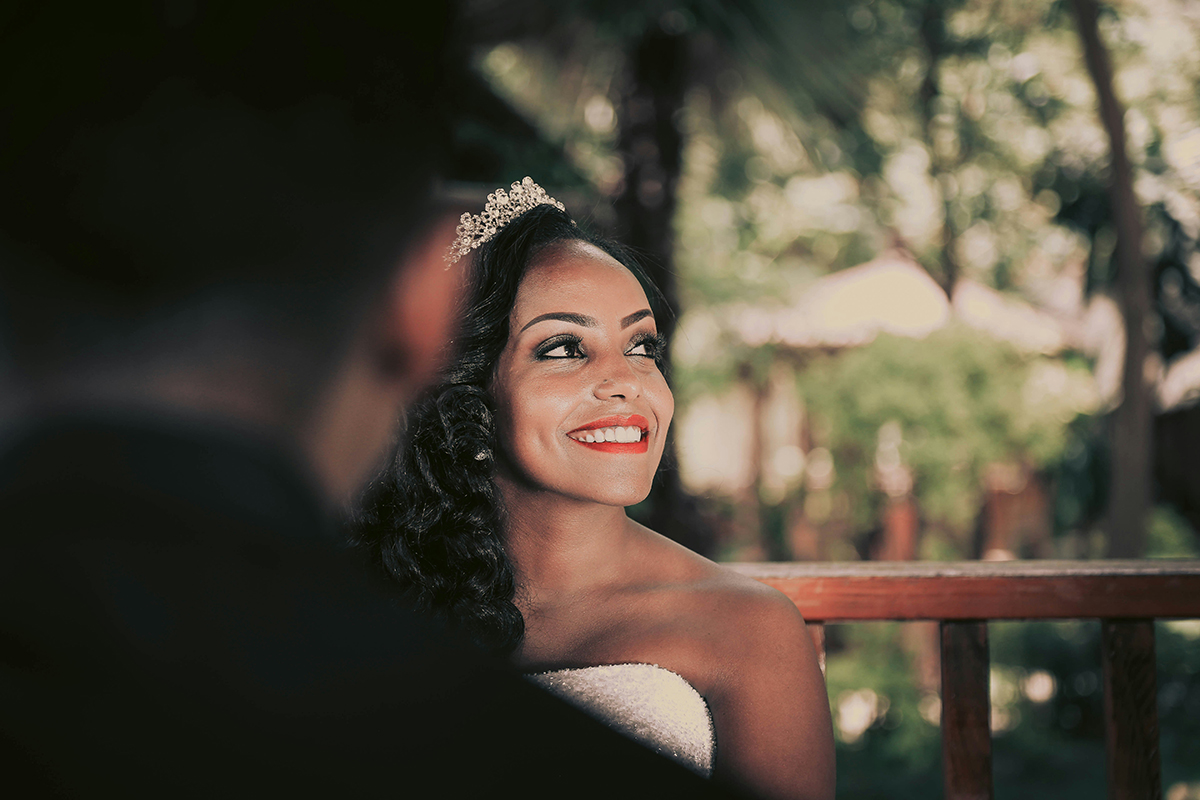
[567,415,650,454]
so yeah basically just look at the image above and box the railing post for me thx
[1101,619,1161,800]
[940,620,992,800]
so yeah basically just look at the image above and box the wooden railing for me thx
[729,560,1200,800]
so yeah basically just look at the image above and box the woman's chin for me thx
[602,487,654,509]
[566,482,653,509]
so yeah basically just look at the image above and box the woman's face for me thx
[490,240,674,507]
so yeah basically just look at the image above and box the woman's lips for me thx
[567,415,650,454]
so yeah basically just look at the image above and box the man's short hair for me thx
[1,1,454,383]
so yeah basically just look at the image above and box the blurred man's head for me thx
[1,2,462,502]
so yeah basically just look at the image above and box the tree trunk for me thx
[1069,0,1153,557]
[614,27,687,333]
[918,3,961,299]
[614,27,705,552]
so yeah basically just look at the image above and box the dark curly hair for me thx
[350,202,663,654]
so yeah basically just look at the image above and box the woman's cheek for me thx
[651,372,675,430]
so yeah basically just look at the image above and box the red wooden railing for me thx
[729,560,1200,800]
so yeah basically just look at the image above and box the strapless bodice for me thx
[526,663,714,776]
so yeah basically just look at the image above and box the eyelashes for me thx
[534,332,667,365]
[627,332,667,362]
[535,334,584,360]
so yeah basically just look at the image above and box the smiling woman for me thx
[351,180,835,800]
[490,239,672,509]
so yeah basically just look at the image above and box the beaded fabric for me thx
[444,177,567,265]
[526,663,715,776]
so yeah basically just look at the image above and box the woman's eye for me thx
[627,335,663,358]
[539,340,583,359]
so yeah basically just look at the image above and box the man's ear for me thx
[375,212,463,395]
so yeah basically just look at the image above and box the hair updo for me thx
[350,203,662,654]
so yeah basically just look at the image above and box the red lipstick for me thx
[567,415,650,454]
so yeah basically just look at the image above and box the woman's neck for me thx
[496,476,634,596]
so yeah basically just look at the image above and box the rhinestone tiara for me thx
[444,176,567,265]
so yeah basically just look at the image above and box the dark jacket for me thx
[0,415,739,798]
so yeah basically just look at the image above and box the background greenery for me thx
[450,0,1200,794]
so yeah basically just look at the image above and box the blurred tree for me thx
[799,328,1091,555]
[671,0,1200,557]
[458,0,875,551]
[915,0,969,297]
[458,0,1200,558]
[609,21,692,546]
[1068,0,1152,557]
[452,6,1200,792]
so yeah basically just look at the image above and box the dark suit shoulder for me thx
[0,420,742,797]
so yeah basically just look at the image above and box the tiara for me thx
[444,177,567,265]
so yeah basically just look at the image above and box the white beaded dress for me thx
[526,663,715,776]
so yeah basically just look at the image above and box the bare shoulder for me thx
[696,562,811,672]
[628,525,834,799]
[627,523,810,666]
[634,523,800,607]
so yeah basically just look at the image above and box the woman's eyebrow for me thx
[621,309,654,328]
[518,308,654,333]
[519,312,596,333]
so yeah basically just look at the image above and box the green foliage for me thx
[1048,410,1109,537]
[1146,505,1200,558]
[828,618,1200,799]
[460,2,1200,795]
[1157,620,1200,788]
[989,619,1200,797]
[458,2,1200,796]
[799,327,1082,538]
[824,623,942,799]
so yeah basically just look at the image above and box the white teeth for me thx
[571,425,645,443]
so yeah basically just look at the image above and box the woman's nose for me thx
[593,361,641,401]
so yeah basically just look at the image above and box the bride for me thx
[353,178,834,800]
